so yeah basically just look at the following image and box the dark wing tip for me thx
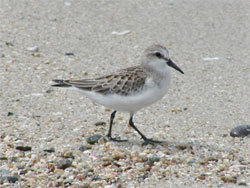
[51,80,71,87]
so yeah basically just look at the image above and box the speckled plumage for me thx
[53,66,149,96]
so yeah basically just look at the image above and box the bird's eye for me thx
[155,52,162,58]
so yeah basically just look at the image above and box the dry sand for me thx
[0,0,249,187]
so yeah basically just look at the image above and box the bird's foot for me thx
[107,136,128,142]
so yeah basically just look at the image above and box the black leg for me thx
[129,115,163,145]
[106,111,127,142]
[107,110,116,138]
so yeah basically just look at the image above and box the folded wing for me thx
[52,66,148,96]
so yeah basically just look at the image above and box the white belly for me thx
[73,77,170,114]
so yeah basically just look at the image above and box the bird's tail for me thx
[51,80,72,87]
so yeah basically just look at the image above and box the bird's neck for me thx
[142,62,171,87]
[143,60,171,77]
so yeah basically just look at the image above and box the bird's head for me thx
[143,44,184,74]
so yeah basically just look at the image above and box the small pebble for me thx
[104,185,116,188]
[136,173,149,182]
[46,89,54,94]
[176,142,193,150]
[197,173,206,180]
[94,121,106,126]
[32,53,40,57]
[171,109,183,114]
[238,179,247,186]
[6,176,19,183]
[221,176,237,183]
[148,155,160,165]
[79,182,91,187]
[44,148,55,153]
[19,169,28,175]
[16,162,26,169]
[138,153,148,162]
[65,52,74,56]
[204,172,212,176]
[7,112,14,116]
[16,146,32,151]
[0,156,8,160]
[91,175,101,181]
[0,177,4,184]
[27,46,39,52]
[86,134,105,145]
[56,159,72,169]
[230,125,250,137]
[5,41,14,46]
[238,157,248,165]
[0,170,11,176]
[113,162,121,167]
[79,145,88,152]
[112,151,125,160]
[187,159,196,164]
[61,151,74,158]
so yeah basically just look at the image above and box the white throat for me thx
[146,59,171,78]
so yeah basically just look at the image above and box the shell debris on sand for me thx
[1,0,249,187]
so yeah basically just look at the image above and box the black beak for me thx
[166,59,184,74]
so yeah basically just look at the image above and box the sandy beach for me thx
[0,0,249,187]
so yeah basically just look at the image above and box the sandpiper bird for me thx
[52,44,184,144]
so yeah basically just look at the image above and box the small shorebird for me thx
[52,44,184,144]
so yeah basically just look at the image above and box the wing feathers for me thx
[52,66,149,96]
